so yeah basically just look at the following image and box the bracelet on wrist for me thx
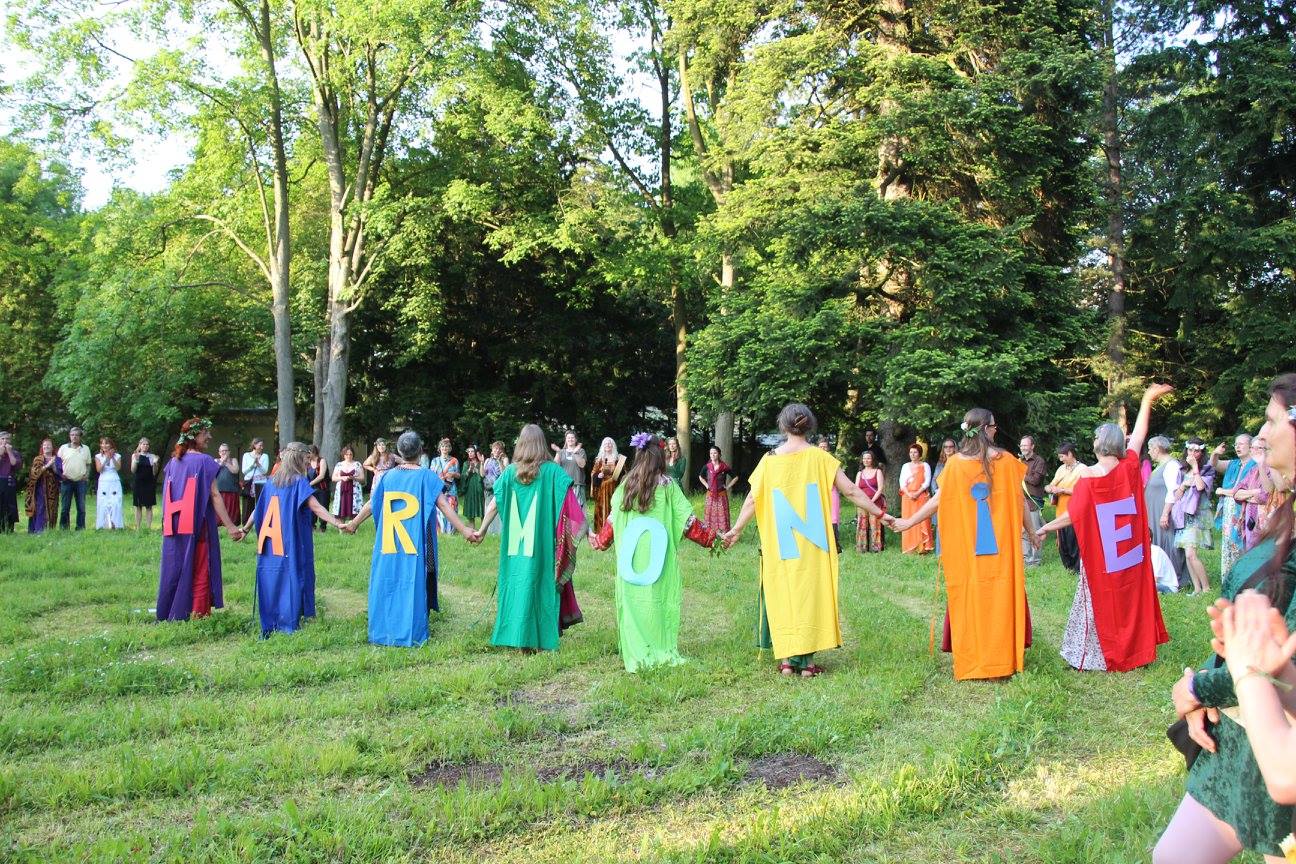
[1233,665,1295,692]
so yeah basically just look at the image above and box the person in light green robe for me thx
[590,434,718,672]
[478,424,585,652]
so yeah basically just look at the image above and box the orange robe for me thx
[901,462,934,553]
[936,453,1028,680]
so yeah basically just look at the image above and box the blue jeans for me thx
[60,478,88,530]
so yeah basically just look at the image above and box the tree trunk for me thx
[713,249,736,463]
[318,208,352,467]
[1101,0,1127,421]
[672,280,692,491]
[312,335,327,445]
[258,0,294,449]
[878,420,913,513]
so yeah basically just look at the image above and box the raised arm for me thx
[1127,382,1173,458]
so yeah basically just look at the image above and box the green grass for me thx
[0,501,1259,863]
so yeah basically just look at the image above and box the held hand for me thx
[1172,667,1201,719]
[888,516,908,533]
[1185,706,1220,754]
[721,528,739,549]
[227,525,245,542]
[1159,514,1170,530]
[1027,530,1042,551]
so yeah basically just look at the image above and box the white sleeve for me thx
[1163,460,1181,505]
[899,463,913,489]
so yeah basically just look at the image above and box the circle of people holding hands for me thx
[5,372,1296,864]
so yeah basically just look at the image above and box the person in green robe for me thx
[589,433,719,672]
[477,424,585,652]
[665,437,688,487]
[460,444,485,529]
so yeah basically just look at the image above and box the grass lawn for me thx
[0,499,1257,863]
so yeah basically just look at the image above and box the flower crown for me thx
[630,432,655,451]
[1288,405,1296,423]
[959,421,980,440]
[178,417,212,443]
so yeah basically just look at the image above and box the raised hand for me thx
[1145,382,1174,402]
[1221,590,1296,680]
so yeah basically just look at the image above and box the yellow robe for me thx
[937,453,1028,680]
[750,447,842,658]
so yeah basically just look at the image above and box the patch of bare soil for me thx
[534,758,657,784]
[500,678,591,728]
[410,759,503,789]
[744,753,837,789]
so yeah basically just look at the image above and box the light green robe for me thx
[490,462,571,650]
[609,481,693,672]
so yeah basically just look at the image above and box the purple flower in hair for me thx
[630,432,653,450]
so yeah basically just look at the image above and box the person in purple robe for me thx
[157,417,246,621]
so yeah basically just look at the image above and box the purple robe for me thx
[157,451,224,621]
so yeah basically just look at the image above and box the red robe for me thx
[1068,450,1169,671]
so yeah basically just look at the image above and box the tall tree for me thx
[293,0,480,465]
[10,0,303,446]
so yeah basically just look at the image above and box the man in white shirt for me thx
[240,438,270,523]
[57,426,93,530]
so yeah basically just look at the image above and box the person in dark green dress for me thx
[1156,372,1296,863]
[665,437,688,488]
[460,445,485,528]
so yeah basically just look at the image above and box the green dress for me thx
[490,462,572,650]
[667,455,688,487]
[461,460,485,520]
[1186,538,1296,856]
[609,481,693,672]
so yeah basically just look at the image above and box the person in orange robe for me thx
[900,443,934,553]
[892,409,1039,680]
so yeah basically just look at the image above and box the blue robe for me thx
[252,477,317,636]
[367,466,444,646]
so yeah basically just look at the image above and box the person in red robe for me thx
[1038,383,1173,671]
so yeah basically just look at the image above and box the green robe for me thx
[490,461,572,650]
[609,481,692,672]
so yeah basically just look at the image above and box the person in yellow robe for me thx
[892,408,1040,681]
[723,403,891,677]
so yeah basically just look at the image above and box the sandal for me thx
[800,665,824,678]
[778,662,796,676]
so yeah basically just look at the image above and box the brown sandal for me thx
[778,662,796,676]
[800,664,824,677]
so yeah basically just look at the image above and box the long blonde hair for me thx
[512,424,548,484]
[271,442,312,486]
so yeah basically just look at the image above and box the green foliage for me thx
[45,191,272,441]
[1119,0,1296,436]
[0,140,82,450]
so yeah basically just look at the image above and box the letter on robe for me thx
[257,495,284,556]
[772,484,829,560]
[381,491,419,554]
[508,495,537,557]
[163,476,197,536]
[618,516,669,585]
[1095,495,1144,572]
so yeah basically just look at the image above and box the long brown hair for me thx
[958,408,998,490]
[621,436,667,513]
[1245,374,1296,603]
[512,424,548,484]
[271,442,312,487]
